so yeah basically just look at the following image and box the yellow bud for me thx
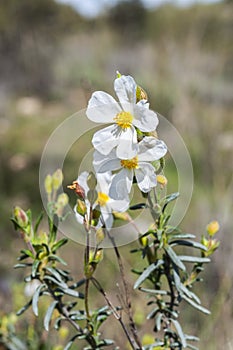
[96,227,105,244]
[206,220,220,236]
[52,169,63,191]
[156,174,168,187]
[76,199,87,217]
[44,174,53,194]
[58,326,69,339]
[142,333,154,345]
[116,70,121,78]
[57,193,69,207]
[112,211,130,221]
[136,85,148,102]
[13,206,29,229]
[139,235,148,247]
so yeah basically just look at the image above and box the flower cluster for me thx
[72,73,167,229]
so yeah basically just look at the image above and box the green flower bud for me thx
[76,199,87,217]
[96,227,105,244]
[57,193,69,207]
[87,172,97,190]
[52,169,63,191]
[44,174,52,195]
[13,206,29,229]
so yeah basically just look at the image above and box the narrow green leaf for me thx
[185,335,199,342]
[134,260,164,289]
[171,240,207,251]
[34,211,44,233]
[64,334,81,350]
[139,288,168,295]
[171,319,187,347]
[20,249,35,259]
[181,294,210,314]
[155,313,163,331]
[165,246,186,271]
[14,263,32,268]
[164,192,179,203]
[52,238,68,253]
[44,300,58,331]
[129,203,147,210]
[179,256,211,263]
[49,254,67,265]
[173,271,200,304]
[43,275,67,289]
[62,288,84,298]
[167,234,196,240]
[45,266,64,283]
[32,283,46,316]
[16,299,32,316]
[32,260,41,278]
[147,307,159,320]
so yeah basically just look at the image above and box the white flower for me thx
[93,136,167,200]
[75,171,129,229]
[86,75,159,159]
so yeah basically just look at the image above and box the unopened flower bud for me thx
[44,174,52,195]
[13,206,29,229]
[156,174,168,187]
[87,172,97,190]
[206,220,220,236]
[112,211,129,221]
[96,227,105,244]
[136,85,148,102]
[76,199,87,217]
[57,193,69,207]
[52,169,63,191]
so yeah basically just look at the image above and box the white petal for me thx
[116,126,138,159]
[135,163,157,193]
[92,125,119,155]
[86,91,121,122]
[96,172,112,193]
[101,208,114,229]
[114,75,137,105]
[133,104,159,132]
[138,137,167,161]
[76,171,89,193]
[93,150,121,173]
[109,169,133,200]
[109,198,129,212]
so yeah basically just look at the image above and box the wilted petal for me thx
[86,91,121,122]
[135,163,157,193]
[138,137,167,161]
[114,75,137,106]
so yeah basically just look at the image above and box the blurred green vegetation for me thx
[0,0,232,349]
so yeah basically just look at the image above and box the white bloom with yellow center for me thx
[75,171,129,228]
[86,75,159,159]
[93,136,167,200]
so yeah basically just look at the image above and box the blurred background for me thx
[0,0,232,349]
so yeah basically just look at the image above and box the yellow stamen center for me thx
[114,111,133,129]
[121,156,139,169]
[97,192,109,207]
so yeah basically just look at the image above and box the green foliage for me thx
[6,166,220,349]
